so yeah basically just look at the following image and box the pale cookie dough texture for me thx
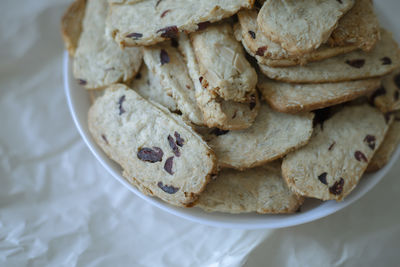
[197,162,304,214]
[282,104,390,201]
[371,68,400,113]
[258,75,381,113]
[259,30,400,83]
[203,104,314,170]
[329,0,380,52]
[143,42,204,125]
[367,112,400,172]
[73,0,142,90]
[130,65,177,112]
[88,84,217,207]
[178,34,259,130]
[257,0,355,55]
[190,22,257,102]
[236,10,357,67]
[61,0,86,56]
[107,0,254,47]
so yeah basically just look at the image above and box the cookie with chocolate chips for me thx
[197,162,304,214]
[72,0,142,90]
[258,30,400,83]
[282,104,390,201]
[88,84,217,207]
[106,0,254,47]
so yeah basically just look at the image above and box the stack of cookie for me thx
[61,0,400,214]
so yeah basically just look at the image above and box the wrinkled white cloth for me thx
[0,0,399,267]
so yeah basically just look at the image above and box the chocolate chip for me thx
[256,46,267,56]
[170,38,179,48]
[199,76,203,83]
[168,135,180,157]
[381,57,392,65]
[249,95,257,110]
[157,182,179,194]
[160,49,170,65]
[394,74,400,89]
[248,30,256,39]
[395,91,399,101]
[101,134,108,145]
[328,142,336,151]
[364,135,376,150]
[118,95,126,115]
[137,147,164,163]
[318,172,328,185]
[197,21,211,31]
[329,178,344,195]
[354,151,368,162]
[174,132,184,147]
[156,26,178,39]
[164,156,174,174]
[160,9,171,18]
[370,86,386,104]
[155,0,163,7]
[345,59,365,68]
[126,32,143,40]
[185,85,191,90]
[210,128,229,136]
[78,79,87,85]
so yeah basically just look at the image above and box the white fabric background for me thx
[0,1,399,266]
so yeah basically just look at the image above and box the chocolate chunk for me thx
[345,59,365,68]
[199,76,203,83]
[210,128,229,136]
[160,49,170,65]
[370,86,386,104]
[364,135,376,150]
[394,74,400,89]
[160,9,171,18]
[354,151,368,162]
[168,135,180,157]
[118,95,126,115]
[174,132,184,147]
[157,182,179,194]
[126,32,143,40]
[381,57,392,65]
[395,91,399,101]
[329,178,344,195]
[318,172,328,185]
[156,26,178,39]
[101,134,109,145]
[328,141,336,151]
[256,46,267,56]
[249,95,257,110]
[78,79,87,85]
[164,156,174,175]
[155,0,163,7]
[137,147,164,163]
[248,30,256,39]
[197,21,211,31]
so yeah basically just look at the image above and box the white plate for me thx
[63,3,400,229]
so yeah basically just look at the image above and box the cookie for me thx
[282,104,390,201]
[371,68,400,113]
[259,30,400,83]
[61,0,86,56]
[203,103,314,170]
[143,42,204,125]
[73,0,143,90]
[257,0,355,55]
[88,84,217,207]
[178,33,259,130]
[367,112,400,172]
[258,75,381,113]
[130,65,177,112]
[190,22,257,102]
[236,10,357,67]
[196,162,304,214]
[107,0,254,47]
[329,0,380,52]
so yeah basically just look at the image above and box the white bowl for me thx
[63,3,400,229]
